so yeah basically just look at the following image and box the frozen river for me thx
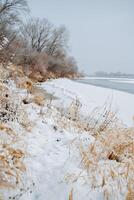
[76,77,134,95]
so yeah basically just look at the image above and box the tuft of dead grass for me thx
[69,189,73,200]
[126,186,134,200]
[0,125,26,189]
[15,77,33,90]
[33,94,45,106]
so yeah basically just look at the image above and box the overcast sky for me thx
[27,0,134,74]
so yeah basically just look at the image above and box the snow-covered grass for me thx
[0,67,134,200]
[42,78,134,126]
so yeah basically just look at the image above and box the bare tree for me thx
[0,0,28,48]
[21,18,69,56]
[0,0,28,25]
[0,0,28,63]
[21,18,53,52]
[45,25,69,57]
[18,17,78,78]
[48,55,78,75]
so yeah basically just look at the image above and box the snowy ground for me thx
[42,78,134,126]
[1,78,134,200]
[25,79,134,200]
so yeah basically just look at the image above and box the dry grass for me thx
[0,84,17,123]
[0,64,10,82]
[0,63,133,199]
[43,99,134,199]
[0,124,26,189]
[69,189,73,200]
[48,99,118,137]
[0,84,28,125]
[15,77,33,90]
[7,64,25,79]
[0,65,28,192]
[126,187,134,200]
[32,94,45,106]
[79,120,134,199]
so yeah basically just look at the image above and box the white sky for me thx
[27,0,134,74]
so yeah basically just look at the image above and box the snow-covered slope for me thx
[23,78,134,200]
[42,78,134,126]
[1,77,134,200]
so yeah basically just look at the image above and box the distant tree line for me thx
[94,71,134,78]
[0,0,79,80]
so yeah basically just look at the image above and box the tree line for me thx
[0,0,79,80]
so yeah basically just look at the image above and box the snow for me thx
[23,78,133,200]
[0,37,9,50]
[21,105,95,200]
[42,78,134,126]
[1,78,134,200]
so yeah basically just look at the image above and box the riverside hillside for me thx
[0,64,134,200]
[0,0,134,199]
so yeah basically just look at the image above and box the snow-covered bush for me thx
[0,85,18,123]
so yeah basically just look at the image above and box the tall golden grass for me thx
[0,123,26,189]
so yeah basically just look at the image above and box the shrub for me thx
[47,55,78,78]
[13,50,48,76]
